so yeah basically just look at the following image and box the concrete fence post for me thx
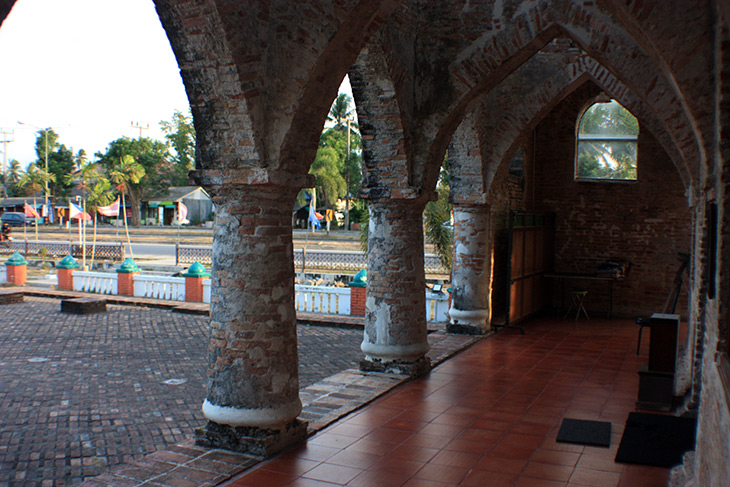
[56,255,80,290]
[348,269,367,316]
[183,261,210,302]
[5,252,28,286]
[116,258,140,296]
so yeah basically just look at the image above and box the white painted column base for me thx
[449,307,489,327]
[360,340,430,363]
[202,398,302,428]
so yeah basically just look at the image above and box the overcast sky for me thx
[0,0,352,172]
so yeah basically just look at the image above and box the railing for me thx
[176,245,212,265]
[64,270,451,322]
[0,240,124,260]
[176,245,448,275]
[295,285,351,315]
[0,265,6,284]
[133,275,186,301]
[73,271,118,295]
[203,279,212,304]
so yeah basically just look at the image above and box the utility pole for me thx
[0,129,13,198]
[131,121,149,139]
[345,118,351,230]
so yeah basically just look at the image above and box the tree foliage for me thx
[160,110,196,184]
[424,159,453,273]
[19,163,55,198]
[33,129,76,198]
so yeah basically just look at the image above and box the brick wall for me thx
[531,83,692,318]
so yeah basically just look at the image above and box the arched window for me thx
[576,99,639,180]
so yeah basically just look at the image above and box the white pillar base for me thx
[202,398,302,428]
[360,340,430,363]
[447,306,490,335]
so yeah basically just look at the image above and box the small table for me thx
[545,273,622,318]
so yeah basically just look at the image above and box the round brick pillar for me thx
[448,205,492,335]
[360,199,431,376]
[196,184,307,456]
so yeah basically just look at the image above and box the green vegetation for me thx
[576,100,639,180]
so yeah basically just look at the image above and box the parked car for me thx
[0,212,36,227]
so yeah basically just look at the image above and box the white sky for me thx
[0,0,354,171]
[0,0,189,167]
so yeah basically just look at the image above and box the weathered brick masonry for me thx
[532,83,692,319]
[2,2,730,484]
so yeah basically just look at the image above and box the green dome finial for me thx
[57,255,80,269]
[349,269,367,287]
[116,258,140,273]
[5,252,28,266]
[182,262,210,278]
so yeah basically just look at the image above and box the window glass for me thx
[576,100,638,180]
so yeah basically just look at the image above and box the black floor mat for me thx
[556,418,612,447]
[615,412,696,468]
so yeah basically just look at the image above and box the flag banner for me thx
[98,197,120,217]
[69,201,92,221]
[178,201,190,224]
[24,202,40,219]
[308,204,320,230]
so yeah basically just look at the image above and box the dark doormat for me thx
[556,418,612,447]
[615,412,696,468]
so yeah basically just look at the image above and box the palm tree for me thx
[70,161,112,267]
[86,178,114,267]
[310,146,347,208]
[424,160,453,273]
[109,155,145,254]
[6,160,22,196]
[18,163,55,241]
[328,93,355,129]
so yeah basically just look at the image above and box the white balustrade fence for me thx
[295,285,351,315]
[73,271,118,295]
[203,279,212,304]
[0,266,6,284]
[133,275,186,301]
[65,270,450,322]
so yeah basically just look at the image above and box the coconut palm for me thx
[109,155,145,255]
[18,163,55,241]
[328,93,355,129]
[86,178,114,267]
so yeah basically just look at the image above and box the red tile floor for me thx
[224,318,673,486]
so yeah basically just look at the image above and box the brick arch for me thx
[154,0,399,189]
[0,0,13,28]
[349,37,418,200]
[429,0,701,200]
[474,54,691,202]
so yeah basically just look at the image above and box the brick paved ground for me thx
[0,297,364,487]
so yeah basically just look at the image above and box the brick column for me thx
[116,258,140,296]
[5,253,28,286]
[56,255,80,291]
[183,262,210,302]
[448,205,493,335]
[360,198,430,376]
[195,184,307,456]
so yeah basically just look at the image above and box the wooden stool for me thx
[565,290,589,320]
